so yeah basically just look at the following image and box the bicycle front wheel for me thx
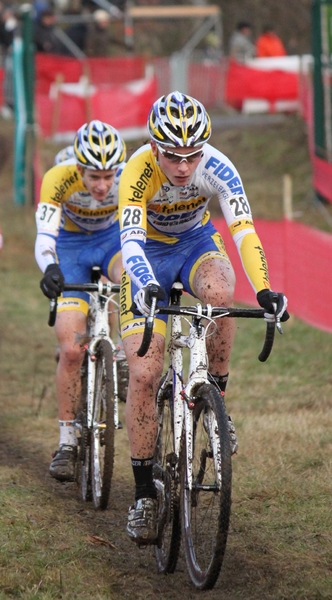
[91,339,115,510]
[77,354,92,502]
[153,377,181,574]
[181,383,232,590]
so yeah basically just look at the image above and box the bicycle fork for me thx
[170,314,208,491]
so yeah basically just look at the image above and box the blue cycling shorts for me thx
[56,225,121,314]
[120,221,230,339]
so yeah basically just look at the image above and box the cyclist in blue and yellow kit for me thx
[35,120,128,481]
[118,92,289,546]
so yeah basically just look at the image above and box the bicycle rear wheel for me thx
[181,383,232,590]
[153,377,181,573]
[91,339,115,510]
[77,354,92,502]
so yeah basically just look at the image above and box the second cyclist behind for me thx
[35,120,128,482]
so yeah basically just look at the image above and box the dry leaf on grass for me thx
[86,535,115,549]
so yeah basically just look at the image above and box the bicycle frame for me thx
[140,283,278,492]
[162,302,224,491]
[49,280,121,429]
[48,279,121,509]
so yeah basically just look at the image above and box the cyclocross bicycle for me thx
[49,271,121,510]
[135,283,281,590]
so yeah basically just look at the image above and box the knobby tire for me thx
[153,377,181,573]
[91,339,115,510]
[181,383,232,590]
[77,353,92,502]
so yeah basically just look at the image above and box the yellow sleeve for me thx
[238,232,270,292]
[36,164,84,234]
[118,152,151,232]
[40,164,82,206]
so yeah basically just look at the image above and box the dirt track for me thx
[0,416,282,600]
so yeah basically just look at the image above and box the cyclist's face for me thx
[78,166,116,200]
[151,141,203,186]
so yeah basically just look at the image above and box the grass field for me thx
[1,115,332,599]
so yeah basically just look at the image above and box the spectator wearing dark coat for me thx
[33,8,67,54]
[0,5,18,115]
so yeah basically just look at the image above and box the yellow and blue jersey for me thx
[118,143,270,295]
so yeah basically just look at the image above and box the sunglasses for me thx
[157,145,203,164]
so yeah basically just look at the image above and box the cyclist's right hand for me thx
[133,283,166,317]
[40,264,65,299]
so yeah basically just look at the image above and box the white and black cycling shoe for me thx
[49,444,77,481]
[127,497,158,546]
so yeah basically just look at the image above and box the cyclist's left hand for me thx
[134,283,166,317]
[256,289,290,322]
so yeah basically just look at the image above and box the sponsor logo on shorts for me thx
[121,320,146,335]
[58,299,80,307]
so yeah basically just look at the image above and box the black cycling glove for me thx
[257,289,290,322]
[40,264,65,299]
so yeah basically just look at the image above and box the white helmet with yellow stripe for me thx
[74,120,126,170]
[54,145,75,165]
[147,91,211,148]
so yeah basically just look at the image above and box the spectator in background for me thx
[203,31,221,62]
[86,9,111,56]
[65,7,126,58]
[229,21,255,63]
[63,8,111,57]
[0,4,18,118]
[33,8,67,54]
[64,9,88,53]
[255,25,287,58]
[32,0,50,22]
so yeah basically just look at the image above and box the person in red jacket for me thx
[256,25,286,58]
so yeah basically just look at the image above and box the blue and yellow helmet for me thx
[74,120,126,170]
[148,91,212,148]
[54,145,75,165]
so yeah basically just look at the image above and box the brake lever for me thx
[276,317,283,335]
[272,301,283,334]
